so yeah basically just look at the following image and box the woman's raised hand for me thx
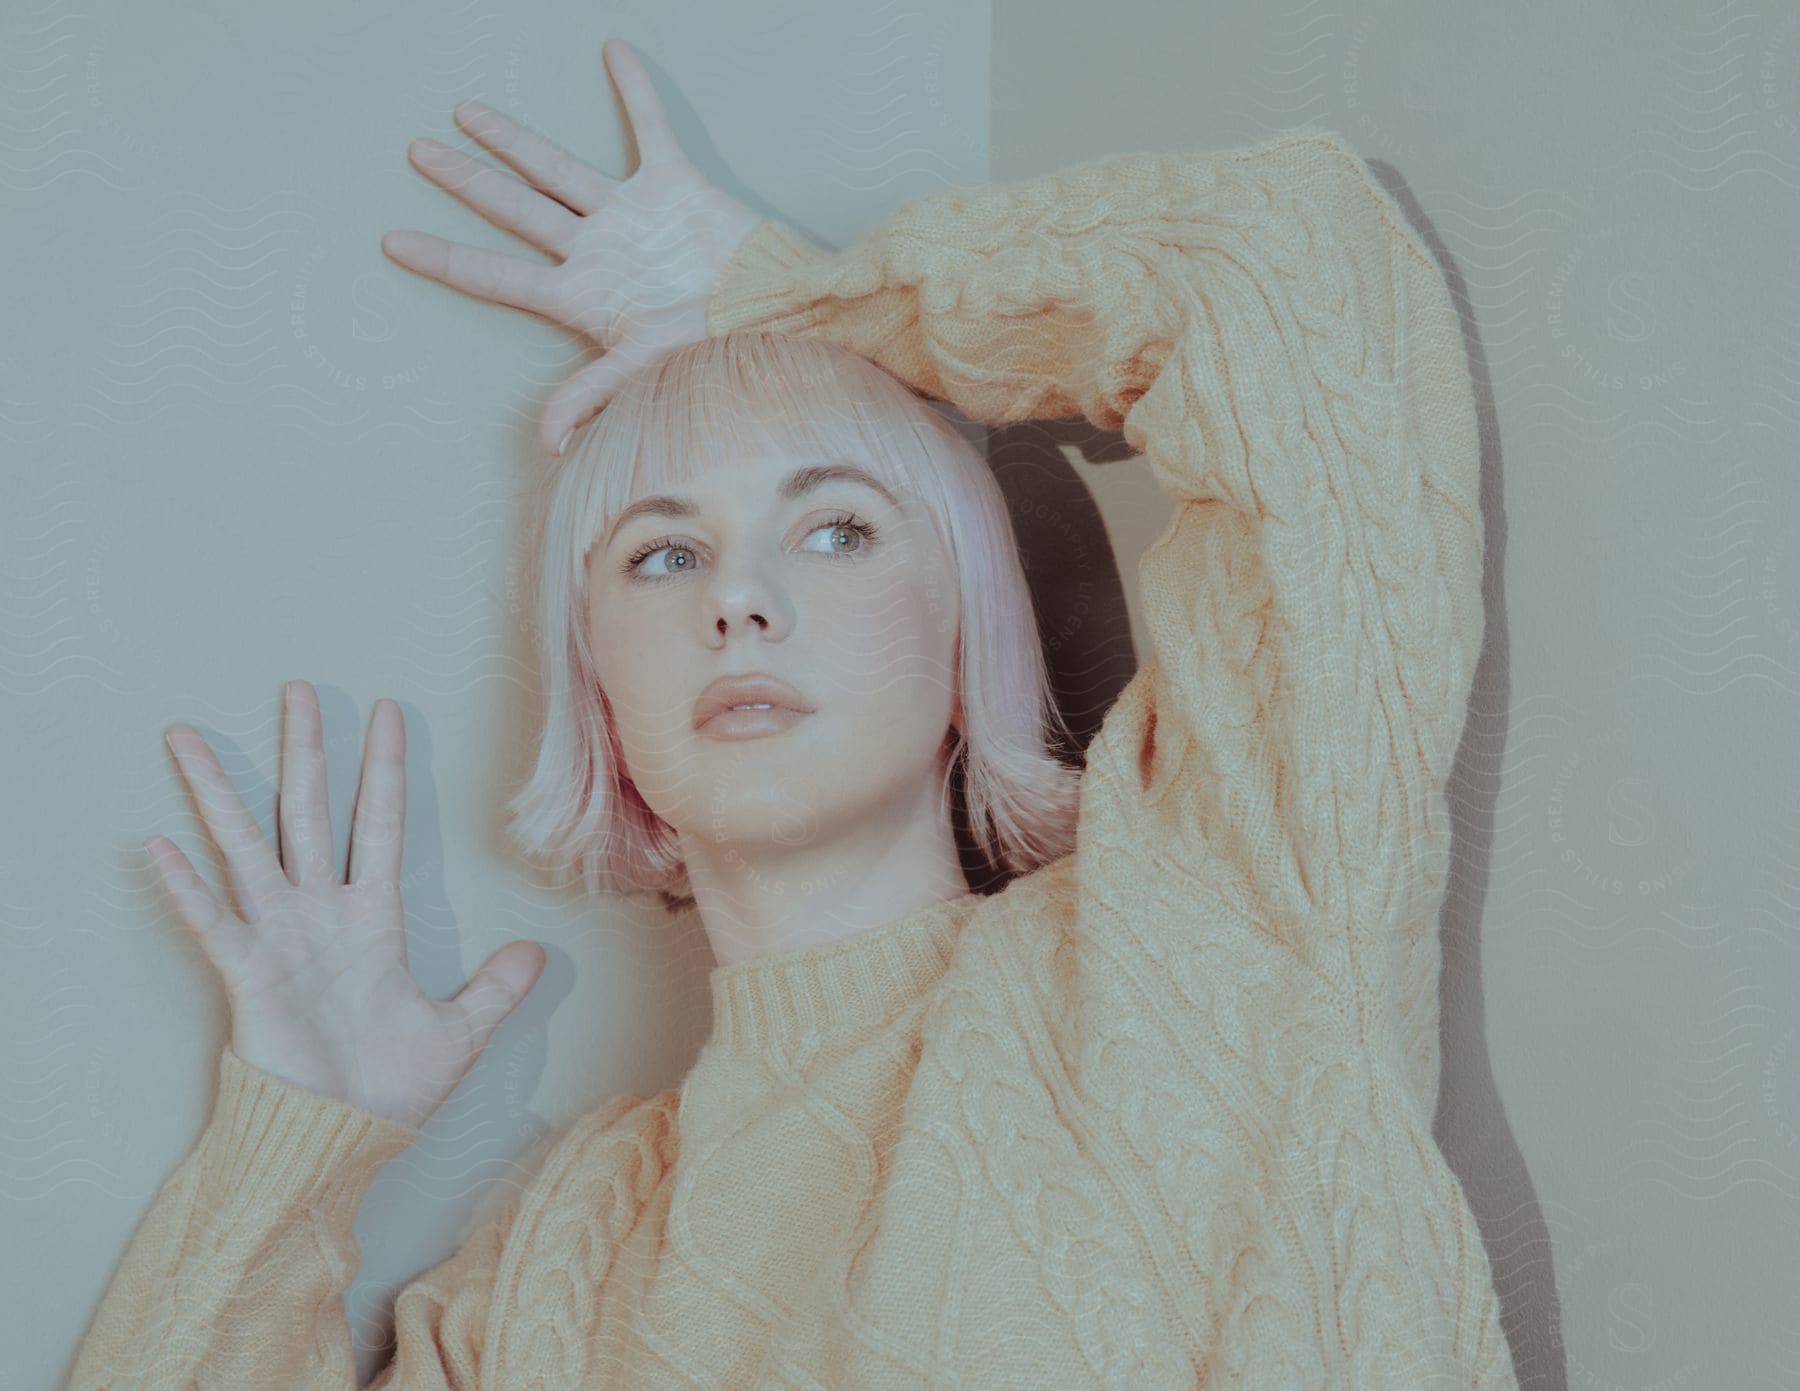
[382,38,765,456]
[147,682,546,1133]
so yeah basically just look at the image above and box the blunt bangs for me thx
[505,330,1082,915]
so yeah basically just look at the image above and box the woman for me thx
[68,39,1511,1391]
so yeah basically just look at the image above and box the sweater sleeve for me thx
[64,1045,504,1391]
[705,128,1483,1066]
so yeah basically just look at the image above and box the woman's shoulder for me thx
[947,852,1079,981]
[512,1085,682,1220]
[562,1085,681,1167]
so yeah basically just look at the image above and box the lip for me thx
[692,672,816,733]
[696,705,812,741]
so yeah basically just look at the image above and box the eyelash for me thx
[619,510,882,583]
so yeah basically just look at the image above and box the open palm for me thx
[150,683,544,1132]
[381,38,765,455]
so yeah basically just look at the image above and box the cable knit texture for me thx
[65,127,1511,1389]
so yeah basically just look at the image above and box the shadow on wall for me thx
[1366,151,1561,1391]
[981,158,1557,1389]
[941,415,1142,896]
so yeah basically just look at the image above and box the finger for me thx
[407,136,581,259]
[604,39,687,171]
[164,726,288,923]
[145,835,250,979]
[278,681,335,886]
[381,228,564,321]
[448,940,546,1058]
[452,99,614,217]
[347,699,406,891]
[277,676,338,885]
[543,341,661,455]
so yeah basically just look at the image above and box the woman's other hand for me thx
[147,682,546,1132]
[382,38,765,456]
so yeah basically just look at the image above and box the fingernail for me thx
[556,428,574,456]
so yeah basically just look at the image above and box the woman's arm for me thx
[65,1046,505,1390]
[705,129,1482,1085]
[68,1041,672,1390]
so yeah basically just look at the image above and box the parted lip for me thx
[692,673,815,731]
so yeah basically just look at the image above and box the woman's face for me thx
[586,448,963,867]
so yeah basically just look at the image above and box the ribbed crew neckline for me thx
[706,891,983,1055]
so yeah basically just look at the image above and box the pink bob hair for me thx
[503,329,1081,914]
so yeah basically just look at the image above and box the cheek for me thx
[588,610,668,755]
[815,578,958,722]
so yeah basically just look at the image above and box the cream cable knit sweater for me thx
[66,126,1510,1389]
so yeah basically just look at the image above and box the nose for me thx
[718,610,767,635]
[706,564,789,645]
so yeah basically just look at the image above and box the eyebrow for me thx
[602,462,902,551]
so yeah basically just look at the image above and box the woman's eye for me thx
[633,543,697,577]
[800,519,873,556]
[626,516,877,581]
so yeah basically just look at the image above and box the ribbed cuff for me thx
[190,1046,421,1226]
[705,219,838,338]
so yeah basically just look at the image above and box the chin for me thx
[706,814,826,856]
[705,778,829,841]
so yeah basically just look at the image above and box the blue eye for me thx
[620,512,881,582]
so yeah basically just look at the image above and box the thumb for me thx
[450,940,547,1055]
[542,345,655,456]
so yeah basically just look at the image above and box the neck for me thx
[678,746,973,968]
